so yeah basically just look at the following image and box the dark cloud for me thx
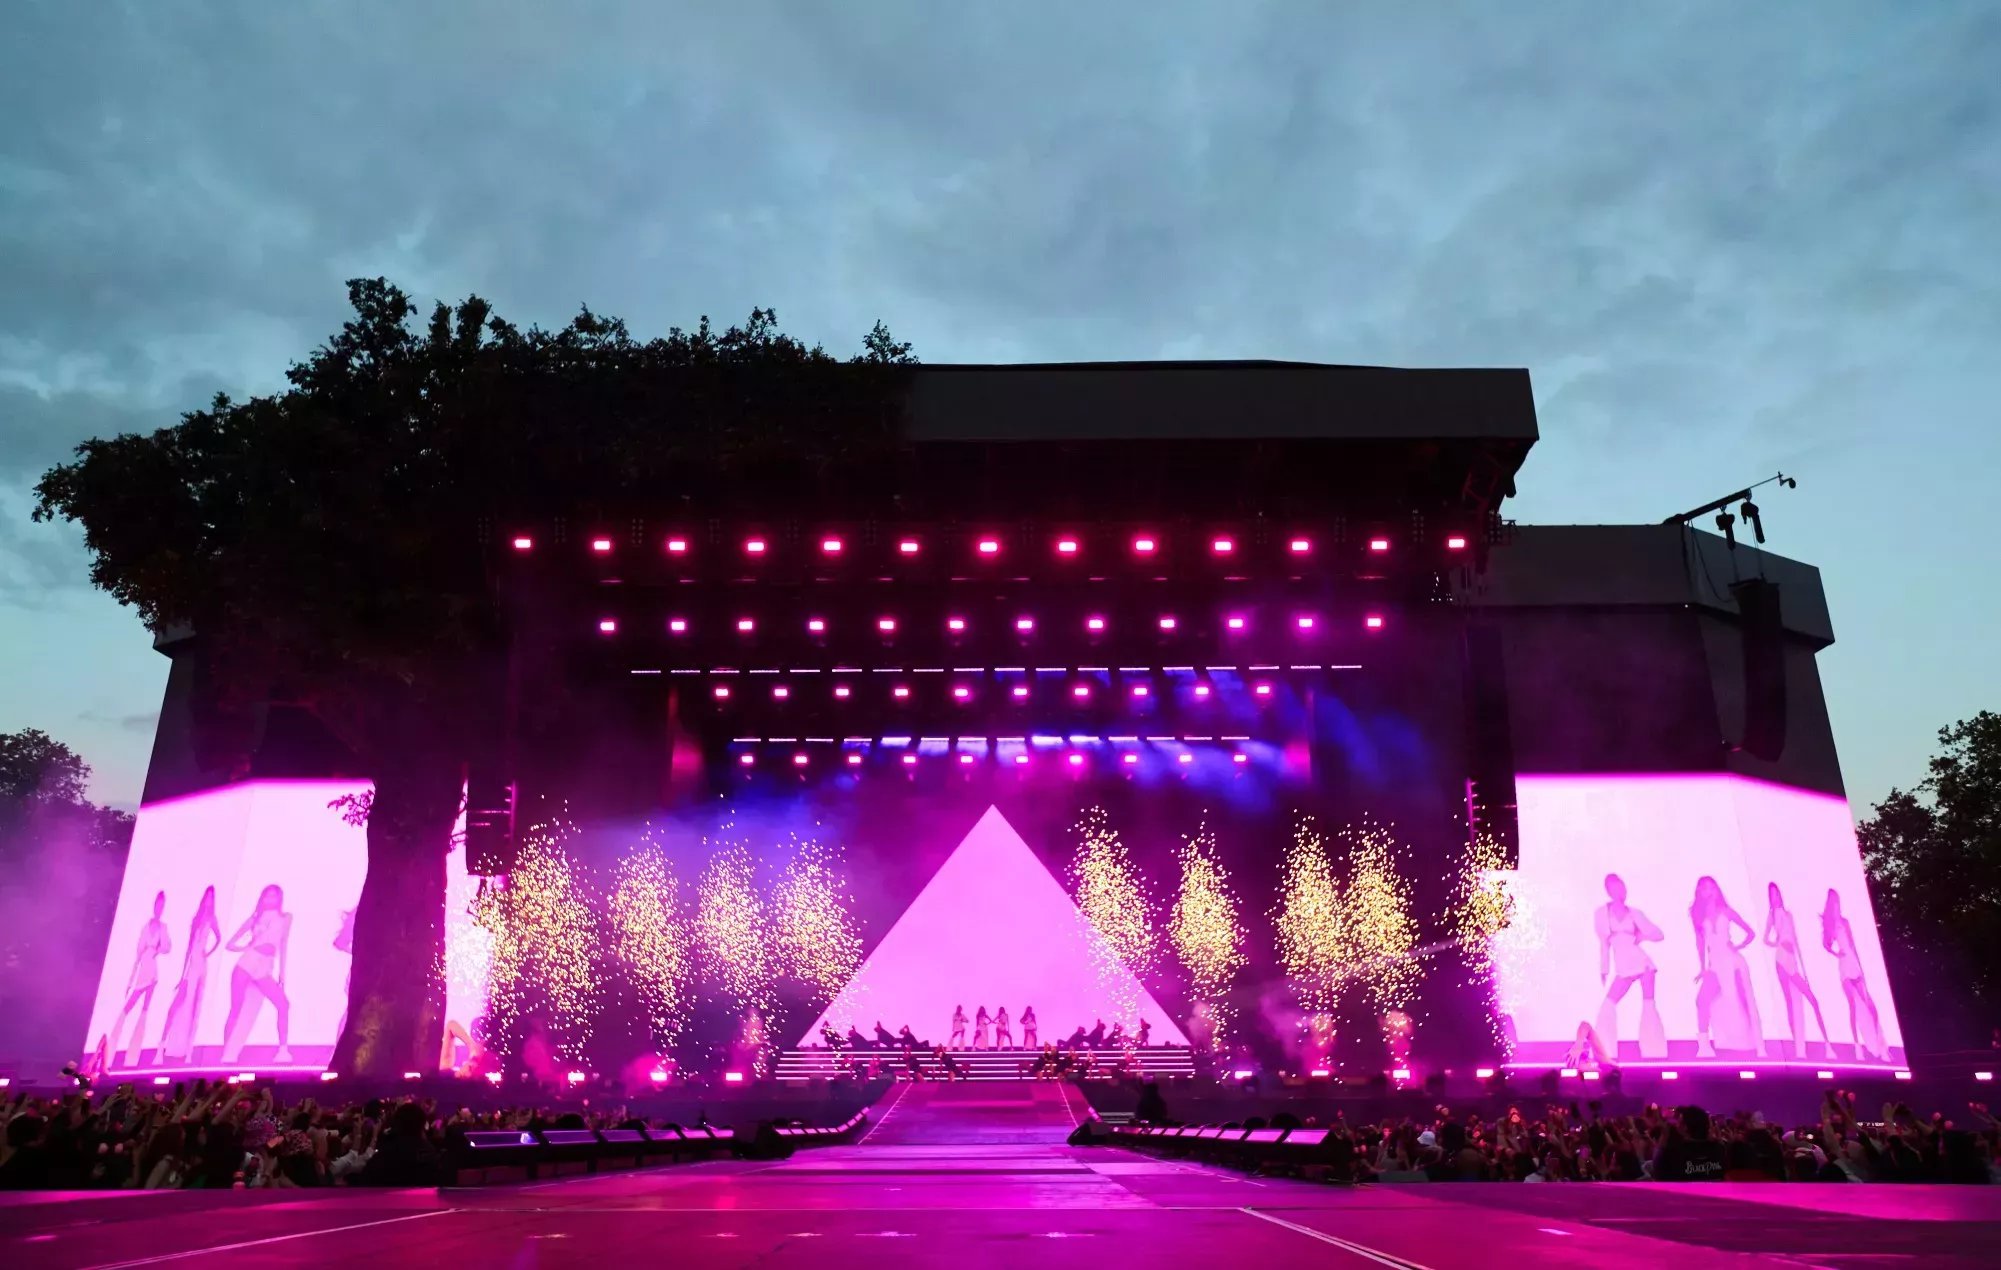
[0,0,1997,806]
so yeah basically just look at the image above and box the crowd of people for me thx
[0,1079,671,1191]
[1132,1088,2001,1184]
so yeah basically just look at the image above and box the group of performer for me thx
[1582,874,1888,1064]
[819,1011,1154,1054]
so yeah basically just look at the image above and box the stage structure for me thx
[78,361,1906,1085]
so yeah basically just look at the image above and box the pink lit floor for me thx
[5,1083,1998,1269]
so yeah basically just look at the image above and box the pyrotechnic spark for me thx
[773,836,862,1002]
[478,822,599,1062]
[444,852,493,1027]
[1070,807,1159,977]
[694,836,774,1013]
[1169,821,1245,1050]
[1334,819,1422,1013]
[1447,831,1516,980]
[1272,816,1348,1013]
[609,842,692,1054]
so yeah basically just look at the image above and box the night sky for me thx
[2,1,1996,812]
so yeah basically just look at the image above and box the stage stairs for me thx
[777,1044,1196,1083]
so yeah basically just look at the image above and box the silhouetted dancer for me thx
[1135,1080,1168,1124]
[846,1025,869,1051]
[874,1022,897,1048]
[1086,1019,1107,1048]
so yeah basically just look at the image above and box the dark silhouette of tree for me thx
[33,279,916,1077]
[1857,711,2001,1048]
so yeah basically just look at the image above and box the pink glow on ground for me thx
[1498,774,1906,1066]
[804,807,1187,1046]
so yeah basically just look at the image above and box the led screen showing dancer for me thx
[1494,773,1905,1067]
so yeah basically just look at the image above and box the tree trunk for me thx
[330,749,462,1078]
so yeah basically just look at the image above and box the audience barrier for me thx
[1102,1122,1335,1172]
[450,1112,867,1185]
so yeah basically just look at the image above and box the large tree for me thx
[1856,711,2001,1046]
[33,280,915,1077]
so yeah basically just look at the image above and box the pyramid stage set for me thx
[81,360,1911,1101]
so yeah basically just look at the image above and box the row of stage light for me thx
[644,669,1347,705]
[511,528,1467,565]
[593,611,1389,637]
[727,735,1266,771]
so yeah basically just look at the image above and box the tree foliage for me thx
[28,280,916,1075]
[1857,711,2001,1043]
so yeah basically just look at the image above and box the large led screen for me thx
[1494,773,1904,1068]
[81,780,483,1075]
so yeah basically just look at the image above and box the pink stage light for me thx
[1122,753,1139,765]
[483,1071,501,1086]
[1158,616,1177,631]
[1475,1067,1496,1079]
[666,537,688,554]
[821,537,843,554]
[1231,1069,1254,1080]
[1254,683,1272,697]
[1296,615,1315,630]
[1559,1068,1579,1078]
[807,618,826,633]
[745,538,767,554]
[953,686,971,700]
[1056,539,1079,555]
[1211,537,1234,554]
[567,1070,586,1084]
[1368,537,1391,553]
[1661,1071,1679,1080]
[1015,754,1029,765]
[1289,538,1311,554]
[668,618,688,633]
[724,1071,745,1083]
[1816,1070,1836,1080]
[899,539,920,555]
[1132,536,1157,554]
[1068,754,1084,767]
[1365,614,1385,629]
[1740,1071,1757,1080]
[598,619,617,634]
[877,617,897,632]
[1132,684,1149,697]
[834,685,851,699]
[1085,617,1105,631]
[403,1070,422,1081]
[649,1070,668,1084]
[959,754,975,765]
[319,1072,340,1082]
[772,686,789,699]
[736,618,755,633]
[847,753,863,766]
[1976,1072,1994,1082]
[901,754,917,766]
[1582,1071,1600,1081]
[793,753,808,767]
[1012,685,1030,699]
[715,686,731,700]
[591,538,612,553]
[1446,536,1468,550]
[1177,753,1192,764]
[1072,684,1090,698]
[152,1075,171,1085]
[1895,1070,1913,1081]
[977,538,1001,555]
[947,617,967,632]
[1232,752,1247,764]
[893,686,910,699]
[1194,684,1211,698]
[1391,1068,1412,1081]
[738,753,753,766]
[1015,617,1035,632]
[1309,1068,1331,1078]
[511,536,533,551]
[1226,616,1246,630]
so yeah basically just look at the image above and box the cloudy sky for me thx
[2,0,1996,811]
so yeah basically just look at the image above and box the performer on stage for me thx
[110,890,172,1069]
[994,1006,1012,1048]
[1134,1018,1151,1047]
[950,1005,968,1048]
[874,1021,897,1048]
[973,1005,991,1048]
[1021,1005,1038,1048]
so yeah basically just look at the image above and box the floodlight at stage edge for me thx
[669,618,688,633]
[1211,537,1234,554]
[511,536,533,550]
[1056,539,1079,554]
[590,538,612,553]
[1446,536,1467,550]
[821,538,843,554]
[1132,536,1157,554]
[666,537,688,553]
[745,538,766,554]
[1368,537,1391,552]
[1289,538,1311,553]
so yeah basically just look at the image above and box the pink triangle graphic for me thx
[803,806,1189,1046]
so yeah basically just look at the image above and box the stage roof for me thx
[902,361,1539,444]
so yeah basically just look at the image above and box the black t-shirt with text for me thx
[1654,1137,1727,1181]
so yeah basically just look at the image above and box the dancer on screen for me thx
[109,890,172,1069]
[1763,883,1830,1059]
[156,886,221,1065]
[220,885,293,1064]
[1820,889,1886,1061]
[1690,876,1763,1058]
[1592,874,1666,1059]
